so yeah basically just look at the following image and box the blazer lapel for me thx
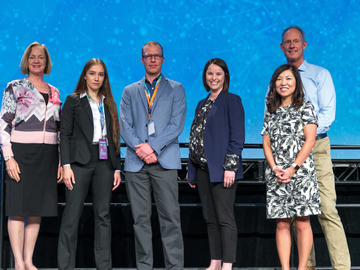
[207,91,225,119]
[79,96,94,142]
[137,78,149,113]
[79,96,93,123]
[149,76,166,114]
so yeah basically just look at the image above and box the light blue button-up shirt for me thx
[298,60,336,135]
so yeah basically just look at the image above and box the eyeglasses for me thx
[282,39,302,46]
[142,54,163,60]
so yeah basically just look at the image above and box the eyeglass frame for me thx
[142,54,164,61]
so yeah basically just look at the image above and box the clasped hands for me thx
[273,166,295,183]
[135,143,158,164]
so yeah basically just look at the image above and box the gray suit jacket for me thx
[120,75,186,172]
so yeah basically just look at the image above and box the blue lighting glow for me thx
[1,0,359,158]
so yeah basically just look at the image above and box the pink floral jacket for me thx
[0,78,62,157]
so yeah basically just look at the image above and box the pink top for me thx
[0,78,61,157]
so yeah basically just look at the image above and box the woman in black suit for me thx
[58,58,121,270]
[187,58,245,270]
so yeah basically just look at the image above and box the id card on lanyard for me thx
[97,99,108,160]
[144,76,162,136]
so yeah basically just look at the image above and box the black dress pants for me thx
[58,146,114,270]
[196,167,238,263]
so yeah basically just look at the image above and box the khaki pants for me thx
[307,137,351,270]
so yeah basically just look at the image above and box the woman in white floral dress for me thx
[262,64,321,270]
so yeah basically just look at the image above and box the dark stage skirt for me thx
[5,142,58,216]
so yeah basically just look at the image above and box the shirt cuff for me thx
[223,152,240,172]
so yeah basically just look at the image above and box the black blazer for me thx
[60,94,121,170]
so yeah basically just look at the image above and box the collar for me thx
[145,74,162,86]
[80,92,105,103]
[297,60,308,72]
[206,89,225,102]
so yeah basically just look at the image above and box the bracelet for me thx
[272,165,278,171]
[4,155,13,161]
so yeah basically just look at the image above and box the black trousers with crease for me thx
[58,145,114,270]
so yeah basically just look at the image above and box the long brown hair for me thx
[266,64,304,113]
[74,58,120,154]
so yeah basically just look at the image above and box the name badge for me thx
[148,121,155,136]
[99,138,108,160]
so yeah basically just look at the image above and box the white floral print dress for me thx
[261,100,321,219]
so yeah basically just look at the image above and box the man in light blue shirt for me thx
[296,60,336,135]
[280,25,350,270]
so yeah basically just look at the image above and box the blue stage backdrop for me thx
[1,0,359,158]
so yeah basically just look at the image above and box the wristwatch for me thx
[4,155,13,161]
[291,163,300,171]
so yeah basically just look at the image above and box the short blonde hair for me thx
[142,41,163,57]
[20,42,52,75]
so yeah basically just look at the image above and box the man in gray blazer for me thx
[120,41,186,270]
